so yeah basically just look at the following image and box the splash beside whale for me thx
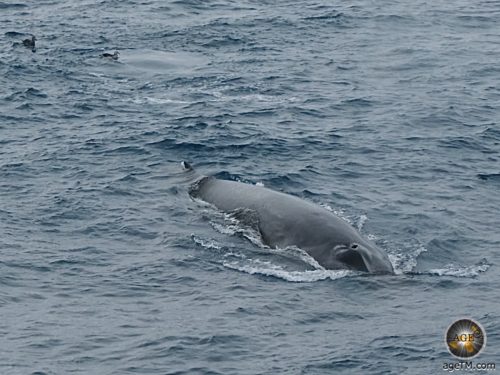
[184,162,394,274]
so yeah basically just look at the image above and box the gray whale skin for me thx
[185,162,394,274]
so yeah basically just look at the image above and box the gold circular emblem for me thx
[445,319,485,358]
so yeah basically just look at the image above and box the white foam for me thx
[319,204,353,224]
[222,251,246,259]
[191,197,215,208]
[191,235,222,250]
[223,260,353,282]
[131,96,190,105]
[320,203,334,212]
[389,245,427,274]
[198,90,297,105]
[267,246,325,270]
[357,214,367,231]
[210,211,264,247]
[427,263,490,277]
[211,221,238,236]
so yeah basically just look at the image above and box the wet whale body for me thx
[185,162,394,274]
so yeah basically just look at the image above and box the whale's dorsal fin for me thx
[182,161,205,185]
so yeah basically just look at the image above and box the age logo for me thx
[445,319,486,358]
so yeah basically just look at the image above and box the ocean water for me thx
[1,0,499,374]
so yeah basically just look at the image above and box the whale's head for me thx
[333,241,394,274]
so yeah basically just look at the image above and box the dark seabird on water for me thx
[22,35,36,51]
[101,51,119,60]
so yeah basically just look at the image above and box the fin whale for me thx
[184,162,394,274]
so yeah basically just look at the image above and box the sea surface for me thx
[1,0,499,374]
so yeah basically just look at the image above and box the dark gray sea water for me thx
[1,0,500,374]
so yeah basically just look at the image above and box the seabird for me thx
[22,35,36,51]
[102,51,119,60]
